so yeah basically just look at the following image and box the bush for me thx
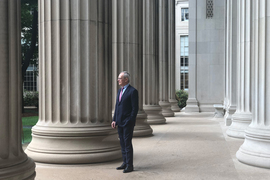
[175,90,188,109]
[23,91,39,108]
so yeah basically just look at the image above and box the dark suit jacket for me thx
[113,85,139,127]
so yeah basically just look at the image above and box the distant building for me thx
[175,0,189,91]
[23,64,38,91]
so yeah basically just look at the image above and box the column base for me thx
[213,104,224,118]
[169,99,180,112]
[134,110,153,136]
[224,105,236,126]
[25,125,122,164]
[226,112,252,139]
[144,105,166,124]
[0,158,36,180]
[185,98,199,112]
[143,105,166,125]
[198,103,215,112]
[236,127,270,169]
[159,101,175,117]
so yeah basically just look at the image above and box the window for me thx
[23,64,37,91]
[206,0,214,19]
[180,36,189,90]
[181,57,189,66]
[181,73,189,91]
[181,8,189,21]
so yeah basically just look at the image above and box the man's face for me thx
[118,73,128,87]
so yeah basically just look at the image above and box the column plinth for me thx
[144,105,166,124]
[25,0,121,164]
[26,126,120,163]
[224,105,236,126]
[159,101,174,117]
[227,112,252,138]
[0,158,36,180]
[237,127,270,168]
[185,98,199,112]
[169,99,180,112]
[133,111,154,136]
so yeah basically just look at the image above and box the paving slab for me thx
[25,112,270,180]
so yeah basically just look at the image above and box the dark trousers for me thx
[118,124,134,166]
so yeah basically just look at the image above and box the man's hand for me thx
[111,121,116,129]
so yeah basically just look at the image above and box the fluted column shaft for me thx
[26,0,121,164]
[227,0,252,139]
[236,0,270,168]
[158,0,174,117]
[185,0,199,112]
[0,0,35,179]
[112,0,153,136]
[143,0,166,124]
[168,0,180,112]
[224,0,237,126]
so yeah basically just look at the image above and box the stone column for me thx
[143,0,166,124]
[112,0,153,136]
[226,0,252,139]
[236,0,270,168]
[159,0,174,117]
[25,0,121,164]
[168,0,180,112]
[185,0,199,112]
[224,0,237,126]
[0,0,36,179]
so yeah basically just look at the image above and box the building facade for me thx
[187,0,270,169]
[175,0,189,91]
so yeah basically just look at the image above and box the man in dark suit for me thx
[111,71,138,173]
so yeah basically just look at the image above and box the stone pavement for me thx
[27,112,270,180]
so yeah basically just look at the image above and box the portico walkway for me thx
[28,112,270,180]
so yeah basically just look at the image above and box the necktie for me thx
[119,87,124,102]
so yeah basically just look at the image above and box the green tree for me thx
[21,0,38,112]
[175,90,188,109]
[21,0,38,81]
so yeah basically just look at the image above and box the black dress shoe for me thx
[116,164,126,170]
[123,165,134,173]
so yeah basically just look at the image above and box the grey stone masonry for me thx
[224,0,237,126]
[236,0,270,169]
[112,0,153,136]
[25,0,121,164]
[185,0,199,112]
[143,0,166,124]
[227,0,252,139]
[0,0,36,179]
[168,0,180,112]
[158,0,175,117]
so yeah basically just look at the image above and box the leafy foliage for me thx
[21,0,38,77]
[175,90,188,109]
[23,91,39,107]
